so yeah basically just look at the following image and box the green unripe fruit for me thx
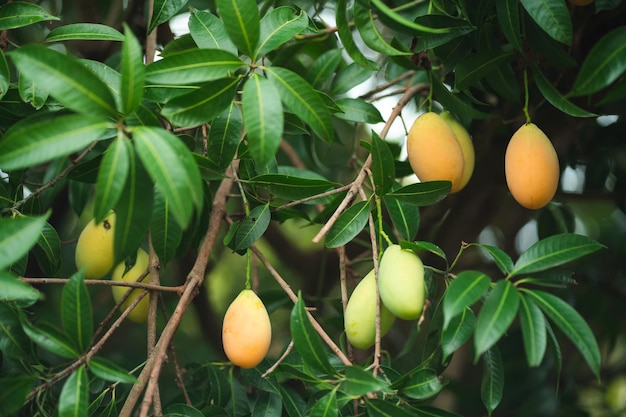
[378,245,426,320]
[344,269,396,349]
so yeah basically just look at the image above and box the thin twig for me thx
[147,237,162,417]
[359,70,417,100]
[20,277,183,293]
[261,339,294,378]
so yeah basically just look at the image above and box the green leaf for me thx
[0,49,8,99]
[442,307,475,359]
[468,243,514,275]
[383,195,420,242]
[133,126,203,228]
[265,66,334,142]
[404,241,447,262]
[148,0,187,34]
[308,389,338,417]
[412,406,465,417]
[307,49,343,91]
[545,320,562,391]
[334,98,384,124]
[412,15,475,50]
[58,366,88,417]
[369,0,448,34]
[571,26,626,96]
[0,114,110,171]
[62,271,93,353]
[279,386,306,417]
[533,66,596,117]
[353,1,409,56]
[45,23,125,42]
[366,398,414,417]
[227,204,271,252]
[371,132,395,196]
[510,233,605,276]
[340,366,388,397]
[0,271,42,303]
[216,0,260,57]
[290,292,337,376]
[94,135,131,222]
[496,0,523,51]
[431,76,491,119]
[89,356,137,384]
[326,200,371,248]
[250,173,336,201]
[164,403,205,417]
[150,188,183,266]
[121,23,145,114]
[18,72,48,109]
[207,102,243,170]
[481,346,503,416]
[188,8,237,54]
[474,280,520,358]
[145,49,243,85]
[0,375,34,416]
[520,0,571,45]
[455,50,515,91]
[256,6,308,58]
[0,213,49,270]
[336,0,377,70]
[242,74,284,166]
[402,369,445,400]
[386,181,451,206]
[443,270,491,329]
[22,321,79,359]
[33,221,61,276]
[331,62,374,96]
[0,1,59,30]
[9,45,118,117]
[518,294,547,367]
[251,392,282,417]
[161,76,240,127]
[523,289,601,377]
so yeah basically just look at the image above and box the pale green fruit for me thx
[75,211,116,279]
[111,248,150,323]
[344,269,396,349]
[378,245,426,320]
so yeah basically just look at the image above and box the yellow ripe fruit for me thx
[440,111,475,191]
[111,248,150,323]
[568,0,594,5]
[75,211,116,279]
[505,123,560,210]
[407,112,465,193]
[344,269,396,349]
[378,245,426,320]
[222,289,272,368]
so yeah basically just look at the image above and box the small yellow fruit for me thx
[407,112,465,193]
[111,248,150,323]
[344,269,396,349]
[440,111,475,191]
[505,123,560,209]
[222,289,272,368]
[378,245,426,320]
[75,211,116,279]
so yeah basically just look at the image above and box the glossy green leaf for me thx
[148,0,187,34]
[164,403,205,417]
[150,188,183,266]
[515,270,577,288]
[337,0,376,70]
[121,23,145,114]
[443,270,491,329]
[161,76,240,127]
[571,26,626,96]
[523,289,600,377]
[33,221,61,276]
[279,386,306,417]
[188,8,237,54]
[22,321,79,359]
[0,49,8,99]
[45,23,124,42]
[207,102,243,170]
[251,392,282,417]
[0,213,49,270]
[431,76,491,119]
[216,0,260,57]
[402,368,445,400]
[58,366,88,417]
[326,200,371,248]
[518,294,547,367]
[308,389,338,417]
[366,398,414,417]
[474,280,520,357]
[481,346,503,416]
[0,375,34,416]
[0,114,110,171]
[207,363,231,406]
[265,66,333,142]
[89,356,137,384]
[496,0,522,51]
[307,49,343,90]
[386,181,451,206]
[371,132,395,196]
[369,0,448,34]
[9,45,118,117]
[412,15,475,51]
[510,233,605,276]
[256,6,308,58]
[533,66,596,117]
[290,292,337,376]
[383,195,420,242]
[404,241,447,263]
[334,98,384,124]
[0,1,58,30]
[520,0,571,45]
[227,204,271,252]
[468,243,514,275]
[18,73,48,109]
[455,50,515,91]
[331,63,374,96]
[0,271,42,303]
[353,1,409,56]
[94,136,130,222]
[340,366,388,397]
[133,127,203,228]
[145,49,243,85]
[442,307,475,359]
[250,173,336,201]
[243,74,284,166]
[61,271,93,353]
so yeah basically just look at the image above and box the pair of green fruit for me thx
[344,245,426,349]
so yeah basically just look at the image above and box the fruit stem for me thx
[245,249,252,290]
[375,197,393,250]
[523,69,531,124]
[447,243,467,272]
[426,71,434,112]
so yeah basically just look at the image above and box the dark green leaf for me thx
[89,356,137,384]
[520,0,571,45]
[523,289,600,377]
[58,366,88,417]
[518,293,547,367]
[331,63,374,96]
[386,181,451,206]
[412,406,465,417]
[164,403,205,417]
[207,363,232,406]
[353,1,409,56]
[326,200,371,248]
[121,23,145,114]
[334,98,384,124]
[515,270,577,288]
[546,320,562,391]
[0,114,110,171]
[496,0,522,50]
[412,15,475,50]
[94,136,130,222]
[9,45,118,117]
[188,8,237,54]
[474,280,520,357]
[308,389,338,417]
[340,366,388,397]
[150,188,183,266]
[443,270,491,329]
[442,307,475,359]
[256,6,308,57]
[228,204,271,252]
[369,0,449,34]
[46,23,124,42]
[22,321,79,359]
[402,369,445,400]
[510,233,605,276]
[469,243,514,275]
[336,0,376,69]
[251,392,282,417]
[216,0,260,57]
[207,102,243,170]
[0,49,8,99]
[481,346,503,416]
[62,271,93,352]
[371,132,395,196]
[18,73,48,109]
[431,76,491,119]
[0,1,59,30]
[0,271,42,303]
[533,67,596,117]
[383,195,420,241]
[145,49,243,85]
[0,375,34,416]
[279,386,306,417]
[307,49,344,90]
[148,0,187,34]
[455,50,515,90]
[404,240,447,261]
[250,173,336,201]
[366,398,414,417]
[33,221,61,275]
[0,213,49,270]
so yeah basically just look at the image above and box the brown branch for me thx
[359,71,417,100]
[147,237,162,417]
[20,277,183,294]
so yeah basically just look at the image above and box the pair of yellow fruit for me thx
[74,211,150,323]
[407,112,559,209]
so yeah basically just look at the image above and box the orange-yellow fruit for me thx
[440,111,475,191]
[222,289,272,368]
[505,123,560,209]
[568,0,594,5]
[378,245,426,320]
[407,112,465,193]
[75,211,116,279]
[111,248,150,323]
[344,269,396,349]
